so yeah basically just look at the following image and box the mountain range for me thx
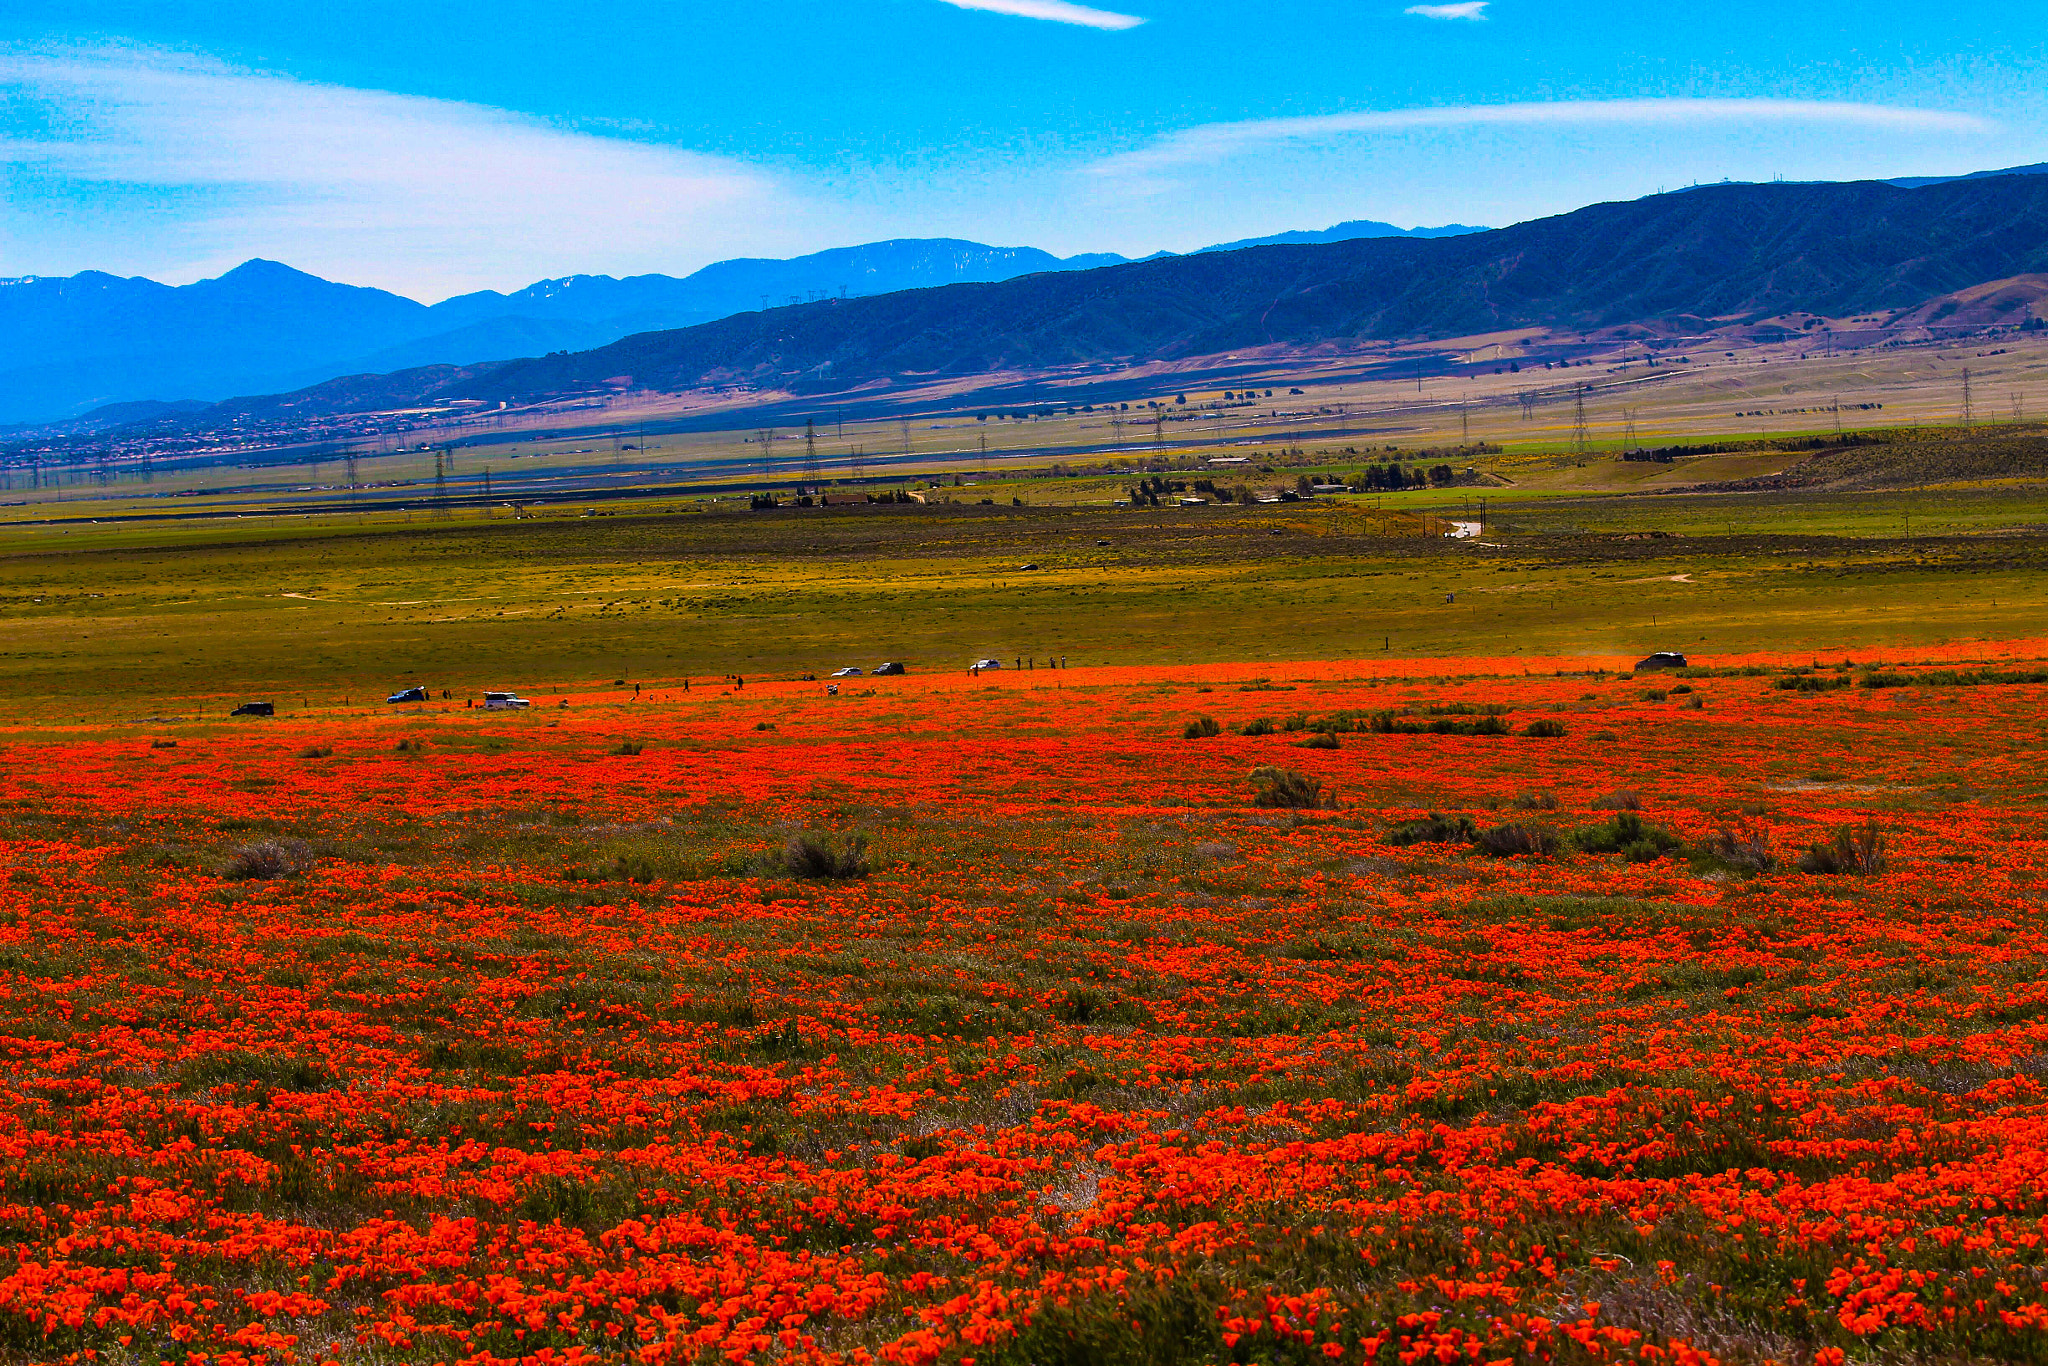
[409,173,2048,411]
[0,221,1482,426]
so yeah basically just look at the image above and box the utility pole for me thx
[1460,394,1469,442]
[1834,396,1843,434]
[979,432,989,474]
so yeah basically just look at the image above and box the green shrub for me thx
[1775,673,1851,693]
[1512,791,1561,811]
[1572,811,1682,863]
[297,745,334,759]
[1249,765,1336,810]
[1182,716,1221,739]
[1797,819,1887,875]
[1297,731,1340,750]
[1591,789,1641,811]
[1236,717,1277,736]
[1523,718,1568,738]
[1386,813,1477,847]
[609,741,644,756]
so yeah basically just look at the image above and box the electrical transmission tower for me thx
[1460,394,1470,441]
[803,419,821,488]
[756,429,774,477]
[1622,408,1639,452]
[900,419,912,459]
[979,432,989,474]
[2015,393,2026,424]
[433,450,451,518]
[1572,384,1591,457]
[1518,390,1536,421]
[345,452,359,488]
[1961,367,1974,428]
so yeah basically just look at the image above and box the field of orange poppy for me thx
[3,647,2047,1365]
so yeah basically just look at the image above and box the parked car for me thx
[482,691,530,710]
[387,686,429,703]
[230,701,274,717]
[830,666,864,678]
[1634,652,1689,672]
[972,658,1003,671]
[873,662,907,676]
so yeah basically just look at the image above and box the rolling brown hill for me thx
[441,175,2048,405]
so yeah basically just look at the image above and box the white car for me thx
[482,691,531,710]
[972,658,1003,671]
[830,666,864,678]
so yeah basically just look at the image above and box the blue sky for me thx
[1,1,2042,299]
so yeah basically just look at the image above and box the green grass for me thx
[7,481,2048,717]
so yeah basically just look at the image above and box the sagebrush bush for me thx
[1236,717,1276,736]
[1707,822,1778,873]
[298,745,334,759]
[221,838,317,881]
[1523,719,1568,738]
[1591,789,1641,811]
[1249,765,1335,810]
[1386,812,1477,846]
[1297,731,1340,750]
[1182,716,1221,739]
[1798,819,1887,875]
[394,737,428,754]
[1473,822,1560,858]
[1512,791,1561,811]
[1572,811,1682,863]
[776,832,871,879]
[609,741,644,756]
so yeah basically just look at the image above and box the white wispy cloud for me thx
[934,0,1146,30]
[0,45,814,298]
[1406,3,1489,19]
[1090,98,1996,178]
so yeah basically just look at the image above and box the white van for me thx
[483,691,531,710]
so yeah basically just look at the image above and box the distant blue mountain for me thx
[1883,162,2048,189]
[1194,220,1489,254]
[0,240,1138,424]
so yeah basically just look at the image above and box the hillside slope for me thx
[451,176,2048,403]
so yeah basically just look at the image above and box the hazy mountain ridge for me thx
[0,239,1143,424]
[436,175,2048,407]
[1194,220,1488,253]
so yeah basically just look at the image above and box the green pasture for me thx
[6,481,2048,719]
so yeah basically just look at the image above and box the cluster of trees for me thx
[1349,463,1459,490]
